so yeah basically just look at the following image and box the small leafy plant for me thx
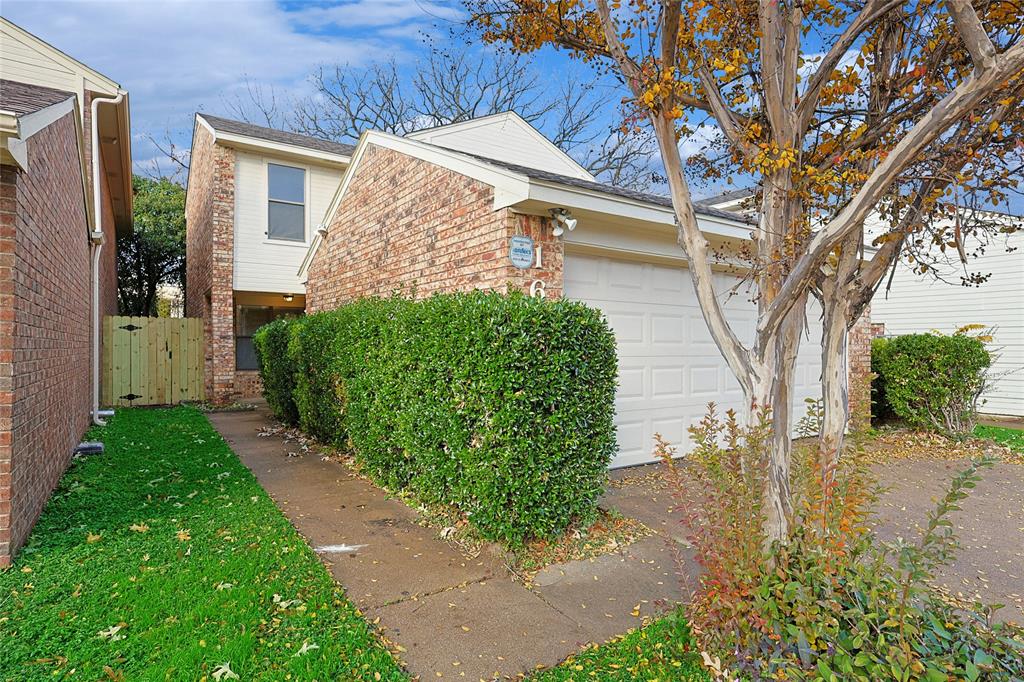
[657,404,1024,681]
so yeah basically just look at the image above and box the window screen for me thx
[268,163,305,241]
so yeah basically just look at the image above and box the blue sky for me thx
[0,0,750,199]
[0,0,497,175]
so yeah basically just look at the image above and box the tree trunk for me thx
[756,297,806,543]
[819,290,851,465]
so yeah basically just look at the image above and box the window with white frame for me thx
[267,163,305,241]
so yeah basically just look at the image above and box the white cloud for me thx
[0,0,439,172]
[679,123,722,159]
[287,0,462,29]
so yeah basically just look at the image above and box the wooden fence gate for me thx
[102,316,205,406]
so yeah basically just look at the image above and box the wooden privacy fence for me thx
[102,316,205,406]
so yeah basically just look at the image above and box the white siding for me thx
[408,113,593,180]
[233,150,344,293]
[0,20,119,107]
[871,231,1024,417]
[0,27,77,92]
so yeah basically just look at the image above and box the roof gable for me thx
[406,111,594,182]
[0,18,120,96]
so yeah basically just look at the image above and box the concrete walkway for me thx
[209,406,692,681]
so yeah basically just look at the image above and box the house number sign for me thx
[509,236,534,269]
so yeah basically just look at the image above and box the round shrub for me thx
[872,332,990,434]
[253,317,300,424]
[255,290,619,547]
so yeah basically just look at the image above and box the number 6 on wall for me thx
[529,279,546,299]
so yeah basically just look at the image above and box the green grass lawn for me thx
[975,424,1024,453]
[530,612,709,681]
[0,406,406,681]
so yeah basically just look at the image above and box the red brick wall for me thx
[847,305,873,430]
[306,144,563,312]
[0,110,101,567]
[185,125,236,402]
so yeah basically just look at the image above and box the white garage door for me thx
[565,252,823,468]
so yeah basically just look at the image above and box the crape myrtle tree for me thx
[466,0,1024,540]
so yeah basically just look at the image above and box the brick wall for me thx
[0,110,107,567]
[185,125,236,402]
[847,305,874,430]
[306,144,563,311]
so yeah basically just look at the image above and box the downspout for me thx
[90,91,125,426]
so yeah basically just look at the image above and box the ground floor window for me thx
[235,305,301,370]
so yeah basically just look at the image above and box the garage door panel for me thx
[689,365,721,396]
[566,252,823,468]
[651,366,686,400]
[608,259,646,290]
[604,310,646,344]
[651,313,686,344]
[616,366,645,401]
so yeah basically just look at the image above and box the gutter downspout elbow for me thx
[90,90,126,426]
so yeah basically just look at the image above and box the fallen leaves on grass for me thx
[211,662,239,680]
[293,641,320,657]
[97,624,126,641]
[862,428,1020,465]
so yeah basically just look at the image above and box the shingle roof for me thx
[465,153,751,224]
[199,113,356,157]
[0,79,75,116]
[695,187,756,208]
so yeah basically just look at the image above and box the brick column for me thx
[847,305,874,430]
[185,125,236,403]
[0,166,15,568]
[208,144,236,402]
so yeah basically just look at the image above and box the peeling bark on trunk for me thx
[759,297,806,542]
[819,293,851,465]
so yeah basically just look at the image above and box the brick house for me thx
[187,111,871,468]
[0,18,133,566]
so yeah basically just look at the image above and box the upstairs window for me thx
[267,163,305,241]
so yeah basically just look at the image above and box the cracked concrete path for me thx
[208,405,692,681]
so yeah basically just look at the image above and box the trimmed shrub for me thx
[253,317,299,424]
[872,332,990,434]
[256,291,618,546]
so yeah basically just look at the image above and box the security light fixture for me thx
[550,208,577,237]
[317,224,328,237]
[283,294,294,302]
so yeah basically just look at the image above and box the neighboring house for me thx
[871,226,1023,418]
[698,189,1024,419]
[184,114,350,399]
[0,18,132,566]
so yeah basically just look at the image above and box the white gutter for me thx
[90,90,125,426]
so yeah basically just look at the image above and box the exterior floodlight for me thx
[550,208,577,237]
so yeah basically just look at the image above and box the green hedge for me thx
[253,318,299,425]
[255,291,618,546]
[871,333,990,434]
